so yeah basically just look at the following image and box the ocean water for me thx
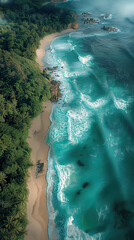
[44,1,134,239]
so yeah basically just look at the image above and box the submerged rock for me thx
[102,26,118,32]
[77,160,85,167]
[53,66,58,70]
[84,17,100,24]
[76,190,81,195]
[82,12,92,16]
[99,14,112,20]
[83,182,89,189]
[44,66,58,72]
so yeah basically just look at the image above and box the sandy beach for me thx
[36,29,74,67]
[25,28,74,240]
[25,101,52,240]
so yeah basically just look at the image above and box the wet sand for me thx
[36,29,74,67]
[25,28,74,240]
[25,101,52,240]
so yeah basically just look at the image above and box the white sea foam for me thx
[111,89,132,111]
[100,13,112,19]
[78,55,93,66]
[47,148,59,239]
[64,88,75,103]
[67,40,76,51]
[67,107,91,144]
[53,42,75,51]
[97,205,109,220]
[56,164,75,203]
[66,216,103,240]
[69,31,84,38]
[73,79,81,93]
[81,93,108,109]
[51,123,67,142]
[50,108,69,143]
[64,68,89,78]
[113,97,131,110]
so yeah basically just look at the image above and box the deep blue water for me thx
[44,1,134,239]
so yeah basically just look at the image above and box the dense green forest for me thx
[0,1,75,239]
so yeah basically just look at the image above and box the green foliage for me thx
[0,2,75,59]
[0,1,76,240]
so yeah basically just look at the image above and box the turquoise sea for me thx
[44,0,134,239]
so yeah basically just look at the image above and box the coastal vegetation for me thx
[0,1,76,239]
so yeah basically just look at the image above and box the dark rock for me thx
[83,182,89,188]
[82,12,92,16]
[36,160,44,177]
[102,26,118,32]
[76,190,81,195]
[84,17,100,24]
[99,14,111,19]
[44,66,58,72]
[44,67,48,72]
[50,80,62,102]
[77,160,85,167]
[53,66,58,70]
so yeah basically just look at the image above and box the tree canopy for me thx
[0,1,75,239]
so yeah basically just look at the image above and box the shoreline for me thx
[36,28,75,67]
[25,101,52,240]
[25,28,74,240]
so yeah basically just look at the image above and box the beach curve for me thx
[25,28,74,240]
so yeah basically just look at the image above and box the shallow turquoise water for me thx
[44,1,134,239]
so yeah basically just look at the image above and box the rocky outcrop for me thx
[80,12,119,31]
[68,22,79,30]
[80,12,101,24]
[83,17,100,24]
[82,12,92,17]
[68,12,79,30]
[50,80,62,102]
[102,26,118,32]
[99,14,112,19]
[43,67,62,102]
[44,66,58,72]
